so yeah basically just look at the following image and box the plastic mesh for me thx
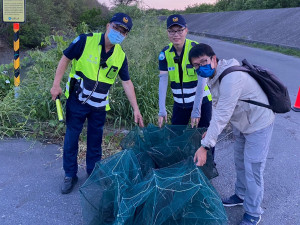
[120,124,218,179]
[80,124,227,225]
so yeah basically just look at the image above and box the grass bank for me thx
[0,15,171,142]
[232,41,300,58]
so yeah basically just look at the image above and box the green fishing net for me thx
[80,124,227,225]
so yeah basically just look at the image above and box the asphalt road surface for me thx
[1,36,300,225]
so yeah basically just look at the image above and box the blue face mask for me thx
[108,28,125,44]
[196,64,215,78]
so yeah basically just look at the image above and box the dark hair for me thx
[189,43,216,63]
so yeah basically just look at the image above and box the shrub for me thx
[80,8,109,31]
[111,4,144,19]
[185,4,215,13]
[21,20,51,48]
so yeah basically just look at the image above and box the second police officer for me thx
[157,14,214,157]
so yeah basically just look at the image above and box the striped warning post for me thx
[13,23,20,87]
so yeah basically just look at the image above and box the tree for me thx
[185,3,215,13]
[110,0,140,6]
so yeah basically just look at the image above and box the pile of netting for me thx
[80,124,228,225]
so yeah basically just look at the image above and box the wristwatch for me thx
[201,145,210,151]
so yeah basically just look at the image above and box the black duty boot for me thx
[61,176,78,194]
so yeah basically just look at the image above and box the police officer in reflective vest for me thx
[50,13,144,194]
[158,15,213,133]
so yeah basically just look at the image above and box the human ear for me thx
[211,55,217,69]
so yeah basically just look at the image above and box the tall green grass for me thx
[0,15,173,139]
[108,16,172,127]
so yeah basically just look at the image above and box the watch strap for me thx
[202,145,210,151]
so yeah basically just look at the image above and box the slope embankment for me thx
[183,7,300,49]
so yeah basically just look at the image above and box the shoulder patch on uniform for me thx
[159,51,165,60]
[72,36,80,44]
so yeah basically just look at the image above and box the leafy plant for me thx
[111,4,144,19]
[0,73,14,99]
[76,22,90,35]
[80,8,109,31]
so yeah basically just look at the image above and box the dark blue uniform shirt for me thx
[63,33,130,81]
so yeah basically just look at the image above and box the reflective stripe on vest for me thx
[174,95,195,104]
[65,33,125,110]
[172,87,197,95]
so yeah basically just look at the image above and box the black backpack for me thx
[219,59,291,113]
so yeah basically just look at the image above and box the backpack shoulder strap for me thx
[219,66,250,83]
[218,65,273,110]
[242,99,272,109]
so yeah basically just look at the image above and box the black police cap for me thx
[167,14,186,29]
[110,12,133,32]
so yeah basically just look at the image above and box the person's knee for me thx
[251,162,263,186]
[244,161,264,187]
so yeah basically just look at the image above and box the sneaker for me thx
[239,213,261,225]
[222,194,243,207]
[61,176,78,194]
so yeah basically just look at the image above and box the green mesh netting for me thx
[80,124,227,225]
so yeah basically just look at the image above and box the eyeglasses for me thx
[167,28,186,36]
[193,57,212,68]
[111,23,128,36]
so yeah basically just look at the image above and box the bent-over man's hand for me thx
[194,146,208,166]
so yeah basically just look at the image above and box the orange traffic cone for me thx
[292,87,300,112]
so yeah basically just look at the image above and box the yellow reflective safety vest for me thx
[164,39,212,108]
[65,33,125,111]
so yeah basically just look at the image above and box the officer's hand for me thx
[134,110,144,128]
[50,85,62,101]
[194,146,207,167]
[202,131,207,139]
[191,117,200,128]
[158,115,167,128]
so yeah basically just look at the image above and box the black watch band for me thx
[202,145,210,151]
